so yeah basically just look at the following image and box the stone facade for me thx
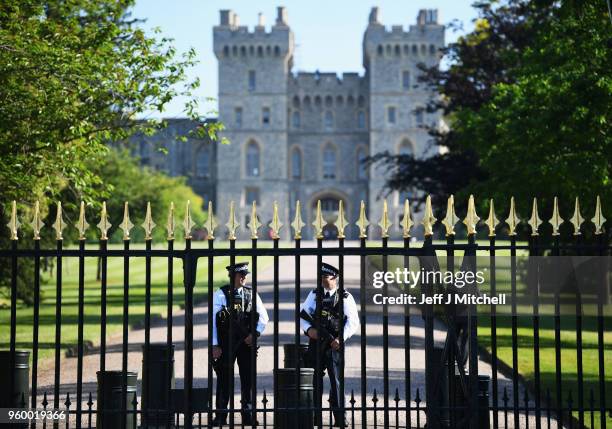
[128,7,444,240]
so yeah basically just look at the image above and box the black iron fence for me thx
[1,196,610,429]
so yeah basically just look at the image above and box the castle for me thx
[129,7,444,239]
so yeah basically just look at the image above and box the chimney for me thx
[368,7,380,24]
[276,6,288,26]
[257,12,265,28]
[220,10,237,27]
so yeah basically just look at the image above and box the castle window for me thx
[249,46,255,55]
[421,44,426,55]
[386,45,391,55]
[325,95,333,107]
[291,148,302,179]
[430,44,436,54]
[357,95,365,107]
[303,96,311,108]
[248,70,256,91]
[196,149,210,178]
[274,46,280,56]
[324,111,334,129]
[357,147,368,180]
[257,46,263,57]
[232,46,238,56]
[262,107,271,126]
[323,145,337,179]
[404,45,410,55]
[402,71,411,90]
[266,46,271,56]
[223,46,229,56]
[314,96,322,107]
[246,141,260,177]
[387,106,397,124]
[377,45,383,56]
[347,95,355,106]
[412,44,418,55]
[415,108,424,125]
[292,111,301,128]
[357,111,366,129]
[395,45,401,56]
[292,96,300,108]
[245,187,260,206]
[336,95,344,106]
[235,107,243,128]
[241,46,247,56]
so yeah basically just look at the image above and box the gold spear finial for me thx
[291,200,305,239]
[248,201,262,239]
[570,197,584,235]
[52,201,67,240]
[269,201,283,239]
[119,201,134,241]
[225,201,239,240]
[378,199,392,238]
[7,201,20,240]
[335,200,349,239]
[97,201,111,240]
[141,202,156,240]
[400,199,414,238]
[356,200,370,238]
[528,198,543,236]
[421,195,437,236]
[30,201,44,240]
[312,200,325,239]
[166,202,176,240]
[592,195,606,235]
[505,197,520,236]
[463,195,480,236]
[205,201,218,240]
[77,201,89,240]
[485,199,499,237]
[549,196,563,236]
[442,195,459,236]
[183,200,196,240]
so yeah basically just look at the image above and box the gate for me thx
[1,196,610,428]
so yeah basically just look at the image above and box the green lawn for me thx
[0,242,273,364]
[374,241,612,428]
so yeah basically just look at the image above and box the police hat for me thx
[226,262,250,275]
[321,262,340,278]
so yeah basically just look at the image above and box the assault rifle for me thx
[212,307,259,371]
[300,309,335,346]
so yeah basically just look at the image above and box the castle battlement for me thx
[289,72,366,93]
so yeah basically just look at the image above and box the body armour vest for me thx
[315,289,348,338]
[217,285,255,347]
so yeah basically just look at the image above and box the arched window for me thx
[246,141,260,177]
[292,111,301,128]
[323,145,337,179]
[223,46,229,56]
[324,111,334,129]
[274,46,281,56]
[415,108,424,125]
[377,45,383,56]
[291,148,302,179]
[257,46,263,57]
[196,150,210,178]
[292,96,300,108]
[430,44,436,54]
[232,46,238,56]
[357,110,366,129]
[357,147,368,180]
[325,95,333,107]
[395,45,401,56]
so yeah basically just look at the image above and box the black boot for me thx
[210,415,227,427]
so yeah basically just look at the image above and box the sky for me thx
[130,0,478,118]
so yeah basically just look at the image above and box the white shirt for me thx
[212,286,269,346]
[299,288,359,342]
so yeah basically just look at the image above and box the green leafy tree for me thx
[369,1,611,234]
[0,0,222,303]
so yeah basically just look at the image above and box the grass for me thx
[370,240,612,428]
[0,241,273,364]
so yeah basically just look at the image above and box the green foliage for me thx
[371,0,611,232]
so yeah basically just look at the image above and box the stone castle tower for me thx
[213,7,444,239]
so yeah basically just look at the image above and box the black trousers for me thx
[308,340,346,425]
[213,342,256,420]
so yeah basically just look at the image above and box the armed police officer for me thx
[300,262,359,428]
[212,262,269,426]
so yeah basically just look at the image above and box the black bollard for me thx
[141,343,175,428]
[454,374,490,429]
[96,371,137,429]
[282,343,309,369]
[274,368,314,429]
[425,346,450,428]
[0,350,29,429]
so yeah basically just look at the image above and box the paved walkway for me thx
[37,242,563,428]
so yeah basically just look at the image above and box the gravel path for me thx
[35,242,563,428]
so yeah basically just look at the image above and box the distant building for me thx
[128,7,444,239]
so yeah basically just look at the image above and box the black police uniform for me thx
[212,263,265,425]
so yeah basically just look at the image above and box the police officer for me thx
[300,262,359,428]
[212,262,269,426]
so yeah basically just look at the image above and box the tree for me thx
[369,0,611,229]
[0,0,222,303]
